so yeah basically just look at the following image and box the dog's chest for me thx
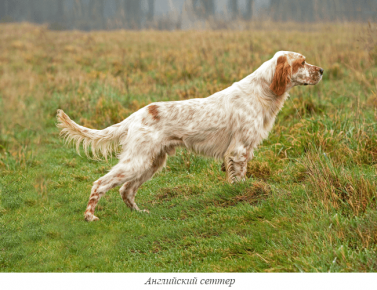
[237,96,286,148]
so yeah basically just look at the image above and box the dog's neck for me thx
[258,88,290,131]
[241,74,291,132]
[242,74,291,116]
[234,59,294,133]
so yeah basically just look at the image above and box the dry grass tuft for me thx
[80,97,131,128]
[233,181,271,205]
[156,184,202,201]
[355,135,377,165]
[290,97,326,116]
[246,161,272,180]
[305,154,377,216]
[291,163,308,183]
[356,213,377,249]
[326,63,343,80]
[214,181,271,207]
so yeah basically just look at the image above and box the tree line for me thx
[0,0,375,30]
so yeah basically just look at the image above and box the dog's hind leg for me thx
[84,149,167,221]
[119,150,167,213]
[119,179,149,213]
[84,158,146,221]
[84,165,130,221]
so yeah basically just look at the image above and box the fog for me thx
[0,0,376,30]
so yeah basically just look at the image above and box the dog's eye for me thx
[302,60,305,65]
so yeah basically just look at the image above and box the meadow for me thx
[0,22,376,272]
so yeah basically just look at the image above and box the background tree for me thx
[147,0,155,21]
[0,0,9,21]
[0,0,376,30]
[244,0,253,20]
[229,0,238,20]
[191,0,215,19]
[55,0,64,23]
[124,0,142,29]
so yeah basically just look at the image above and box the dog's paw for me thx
[85,213,99,222]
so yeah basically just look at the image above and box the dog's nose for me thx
[319,68,324,75]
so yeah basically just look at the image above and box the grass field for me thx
[1,22,377,272]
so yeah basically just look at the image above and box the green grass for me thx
[1,23,377,272]
[1,100,376,272]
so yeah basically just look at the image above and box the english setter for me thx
[57,51,323,221]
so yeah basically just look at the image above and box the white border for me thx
[1,273,377,290]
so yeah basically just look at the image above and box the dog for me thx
[57,51,323,221]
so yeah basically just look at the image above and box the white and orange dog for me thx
[57,51,323,221]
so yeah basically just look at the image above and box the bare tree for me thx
[55,0,64,23]
[229,0,238,20]
[88,0,105,29]
[268,0,377,22]
[202,0,215,16]
[147,0,154,20]
[1,0,376,30]
[0,0,9,21]
[245,0,253,20]
[191,0,215,19]
[32,0,44,23]
[124,0,142,29]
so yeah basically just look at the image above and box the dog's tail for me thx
[56,109,128,160]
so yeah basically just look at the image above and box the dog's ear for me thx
[270,55,291,96]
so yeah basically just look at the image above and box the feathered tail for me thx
[56,109,127,160]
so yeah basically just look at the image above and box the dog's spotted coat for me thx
[57,51,323,221]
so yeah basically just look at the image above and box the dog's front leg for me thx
[223,145,249,183]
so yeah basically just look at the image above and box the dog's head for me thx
[269,51,323,96]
